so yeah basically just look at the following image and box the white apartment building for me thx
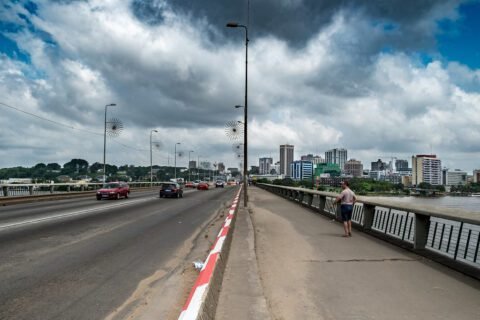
[412,154,442,186]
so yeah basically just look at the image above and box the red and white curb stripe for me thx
[178,186,242,320]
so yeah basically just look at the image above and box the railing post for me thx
[299,191,304,203]
[318,195,326,214]
[335,203,342,221]
[3,186,9,197]
[50,185,54,194]
[414,213,430,250]
[67,185,71,192]
[307,193,313,207]
[363,204,376,230]
[29,186,34,195]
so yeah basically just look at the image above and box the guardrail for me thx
[258,183,480,279]
[0,182,163,197]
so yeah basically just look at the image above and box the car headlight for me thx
[109,191,116,194]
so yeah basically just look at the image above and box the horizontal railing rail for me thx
[258,183,480,278]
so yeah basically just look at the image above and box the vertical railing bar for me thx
[384,208,392,234]
[446,224,454,254]
[438,224,446,251]
[392,214,399,235]
[464,229,472,260]
[397,215,404,237]
[401,212,409,241]
[454,222,464,261]
[407,215,413,240]
[431,221,438,248]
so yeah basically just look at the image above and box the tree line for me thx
[0,158,232,183]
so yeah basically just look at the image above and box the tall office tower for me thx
[189,161,197,169]
[412,154,442,186]
[344,159,363,177]
[371,159,387,171]
[259,157,273,175]
[217,162,225,173]
[395,159,409,171]
[280,144,294,177]
[325,148,348,170]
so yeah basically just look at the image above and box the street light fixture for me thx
[174,142,181,180]
[103,103,116,182]
[150,129,158,186]
[227,22,249,207]
[188,150,195,182]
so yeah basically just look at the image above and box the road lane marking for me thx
[0,198,153,230]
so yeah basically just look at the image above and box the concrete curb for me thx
[178,186,242,320]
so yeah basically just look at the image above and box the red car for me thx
[96,182,130,200]
[185,181,194,188]
[197,182,209,190]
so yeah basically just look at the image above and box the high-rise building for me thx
[412,154,442,186]
[302,154,325,165]
[325,148,347,170]
[371,159,387,171]
[395,159,409,171]
[344,159,363,177]
[474,170,480,183]
[189,160,196,169]
[259,157,273,175]
[280,144,294,177]
[290,160,313,181]
[217,162,225,173]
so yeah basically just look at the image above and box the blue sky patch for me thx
[437,1,480,69]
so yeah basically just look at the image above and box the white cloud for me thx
[1,0,480,173]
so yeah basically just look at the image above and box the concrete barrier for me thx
[178,186,242,320]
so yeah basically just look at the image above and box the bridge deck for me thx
[216,186,480,320]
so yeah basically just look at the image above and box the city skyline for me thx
[1,1,480,172]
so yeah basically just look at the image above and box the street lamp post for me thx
[188,150,194,182]
[150,129,158,186]
[174,142,181,181]
[227,22,248,207]
[103,103,116,182]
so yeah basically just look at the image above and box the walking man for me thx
[335,181,356,237]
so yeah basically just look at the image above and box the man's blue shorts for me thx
[341,204,353,222]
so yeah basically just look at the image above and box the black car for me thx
[159,183,183,198]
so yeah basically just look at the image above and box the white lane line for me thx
[0,198,153,230]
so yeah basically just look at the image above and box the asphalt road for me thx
[0,186,237,320]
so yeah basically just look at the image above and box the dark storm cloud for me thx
[132,0,465,48]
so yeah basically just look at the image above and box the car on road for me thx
[185,181,194,188]
[197,182,209,190]
[215,180,225,188]
[159,182,183,198]
[96,182,130,200]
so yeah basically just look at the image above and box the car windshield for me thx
[103,183,120,189]
[161,184,176,189]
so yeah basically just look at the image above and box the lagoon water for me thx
[365,195,480,215]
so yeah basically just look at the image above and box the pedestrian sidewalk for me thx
[215,186,480,320]
[215,200,271,320]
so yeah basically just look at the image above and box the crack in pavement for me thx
[303,258,419,263]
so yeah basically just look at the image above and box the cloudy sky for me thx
[1,0,480,172]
